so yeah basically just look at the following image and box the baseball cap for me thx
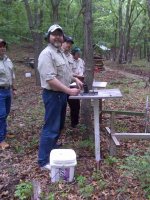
[48,24,63,33]
[64,35,74,44]
[71,47,81,54]
[0,39,6,45]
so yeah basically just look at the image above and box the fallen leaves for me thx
[0,44,149,199]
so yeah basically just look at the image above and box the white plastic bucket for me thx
[50,149,77,182]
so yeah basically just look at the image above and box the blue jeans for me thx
[0,89,11,142]
[38,89,67,167]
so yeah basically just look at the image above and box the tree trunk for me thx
[146,0,150,62]
[118,0,124,64]
[112,20,117,61]
[147,0,150,18]
[33,33,43,85]
[23,0,44,85]
[81,0,94,137]
[128,48,133,63]
[139,46,142,59]
[50,0,62,23]
[147,47,150,62]
[118,0,144,63]
[144,38,147,58]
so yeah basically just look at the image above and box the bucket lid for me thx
[50,149,76,165]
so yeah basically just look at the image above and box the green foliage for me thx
[115,121,129,132]
[79,185,94,198]
[0,1,29,43]
[0,0,149,52]
[61,192,68,198]
[116,184,128,194]
[27,136,39,149]
[104,156,119,166]
[123,87,130,94]
[92,170,107,190]
[78,138,94,150]
[59,0,84,46]
[14,181,33,200]
[76,175,86,187]
[76,175,95,197]
[92,170,102,180]
[97,179,107,190]
[78,124,87,132]
[132,59,150,69]
[47,193,55,200]
[14,145,25,154]
[120,149,150,198]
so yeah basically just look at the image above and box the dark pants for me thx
[68,98,80,127]
[0,89,11,142]
[38,89,67,167]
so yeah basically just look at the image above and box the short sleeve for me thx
[38,52,56,81]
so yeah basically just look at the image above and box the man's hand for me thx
[74,78,83,90]
[48,78,81,96]
[73,75,84,82]
[12,89,17,96]
[68,88,80,96]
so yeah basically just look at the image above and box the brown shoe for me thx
[7,133,15,138]
[0,141,10,150]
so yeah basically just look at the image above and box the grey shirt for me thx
[38,44,73,90]
[0,55,15,86]
[72,58,85,76]
[65,52,74,69]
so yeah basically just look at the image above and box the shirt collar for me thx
[0,54,7,61]
[48,43,62,53]
[64,52,70,57]
[74,58,79,62]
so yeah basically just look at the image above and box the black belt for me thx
[0,85,11,89]
[43,89,64,94]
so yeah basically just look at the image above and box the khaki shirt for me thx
[38,44,73,90]
[64,52,74,70]
[0,55,15,86]
[72,58,85,76]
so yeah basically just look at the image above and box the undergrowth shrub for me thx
[120,149,150,199]
[14,181,33,200]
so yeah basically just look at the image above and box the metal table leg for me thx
[93,99,101,165]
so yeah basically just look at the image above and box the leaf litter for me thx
[0,44,149,199]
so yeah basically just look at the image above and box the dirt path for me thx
[104,65,149,81]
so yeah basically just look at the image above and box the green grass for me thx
[78,138,94,150]
[131,59,150,68]
[120,148,150,199]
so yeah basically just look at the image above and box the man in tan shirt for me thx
[0,39,16,150]
[38,24,83,170]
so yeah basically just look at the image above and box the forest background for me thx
[1,0,150,64]
[0,0,150,199]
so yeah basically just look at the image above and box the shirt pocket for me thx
[6,59,13,69]
[68,60,73,67]
[0,64,6,76]
[55,60,66,75]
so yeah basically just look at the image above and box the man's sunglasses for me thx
[0,42,6,48]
